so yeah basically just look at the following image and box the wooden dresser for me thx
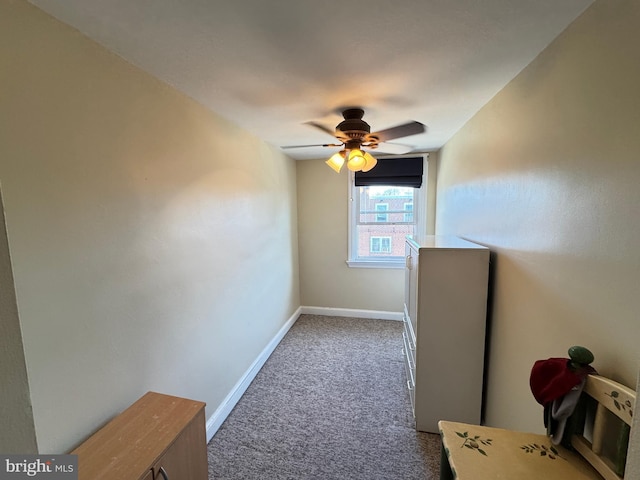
[71,391,208,480]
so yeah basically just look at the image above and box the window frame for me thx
[347,154,428,269]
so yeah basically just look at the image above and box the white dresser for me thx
[402,235,490,433]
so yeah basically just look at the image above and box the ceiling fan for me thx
[283,108,426,173]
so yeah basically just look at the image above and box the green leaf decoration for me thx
[520,443,566,461]
[458,433,493,456]
[605,390,633,417]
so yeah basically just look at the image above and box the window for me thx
[348,155,427,268]
[375,203,389,222]
[404,202,413,222]
[370,236,392,253]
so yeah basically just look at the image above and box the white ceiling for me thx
[29,0,593,160]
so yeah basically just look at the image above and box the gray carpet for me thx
[207,314,441,479]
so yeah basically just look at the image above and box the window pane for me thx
[370,236,392,253]
[404,203,413,222]
[375,203,389,222]
[355,185,416,259]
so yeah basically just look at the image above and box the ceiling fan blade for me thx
[371,121,426,142]
[281,143,342,149]
[369,142,414,155]
[305,121,336,137]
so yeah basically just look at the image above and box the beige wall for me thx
[0,0,299,453]
[296,155,437,312]
[0,187,38,453]
[435,0,640,434]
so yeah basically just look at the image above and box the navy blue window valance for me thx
[354,156,423,188]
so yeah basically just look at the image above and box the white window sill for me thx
[346,260,404,269]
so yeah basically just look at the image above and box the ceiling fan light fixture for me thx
[361,151,377,172]
[325,150,347,173]
[346,149,367,171]
[325,147,377,173]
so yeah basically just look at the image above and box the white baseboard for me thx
[205,305,402,441]
[205,306,302,442]
[300,305,403,321]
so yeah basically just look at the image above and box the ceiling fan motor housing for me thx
[336,108,371,145]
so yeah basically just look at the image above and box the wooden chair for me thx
[439,374,635,479]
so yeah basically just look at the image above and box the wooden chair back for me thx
[570,374,635,480]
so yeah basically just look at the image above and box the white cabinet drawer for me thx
[402,330,415,371]
[402,347,416,413]
[402,317,416,365]
[403,306,417,347]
